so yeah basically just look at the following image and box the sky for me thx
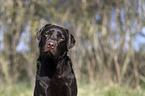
[133,27,145,51]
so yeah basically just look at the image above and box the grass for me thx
[0,83,33,96]
[78,82,145,96]
[0,82,145,96]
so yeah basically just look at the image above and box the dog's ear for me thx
[36,28,43,42]
[65,29,76,49]
[37,23,52,42]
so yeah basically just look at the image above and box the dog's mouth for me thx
[44,51,53,56]
[42,50,58,58]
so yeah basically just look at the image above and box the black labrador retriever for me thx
[34,23,77,96]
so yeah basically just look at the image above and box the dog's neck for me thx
[38,52,68,78]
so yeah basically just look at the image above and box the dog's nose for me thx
[47,42,55,49]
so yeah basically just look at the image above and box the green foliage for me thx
[105,87,119,96]
[78,82,145,96]
[0,83,32,96]
[1,82,144,96]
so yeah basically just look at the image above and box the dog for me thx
[34,23,77,96]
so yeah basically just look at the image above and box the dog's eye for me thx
[44,33,50,37]
[57,33,65,41]
[58,36,65,41]
[44,30,54,37]
[59,38,65,41]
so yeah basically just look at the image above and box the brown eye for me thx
[44,33,50,37]
[57,35,64,40]
[59,38,64,41]
[44,30,54,37]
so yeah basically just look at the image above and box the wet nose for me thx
[47,42,55,49]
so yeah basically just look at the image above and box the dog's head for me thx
[37,24,75,59]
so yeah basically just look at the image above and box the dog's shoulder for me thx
[66,56,73,66]
[61,56,75,79]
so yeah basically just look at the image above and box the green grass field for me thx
[0,82,145,96]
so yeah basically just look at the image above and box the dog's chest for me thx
[37,75,70,88]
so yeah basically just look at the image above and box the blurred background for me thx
[0,0,145,96]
